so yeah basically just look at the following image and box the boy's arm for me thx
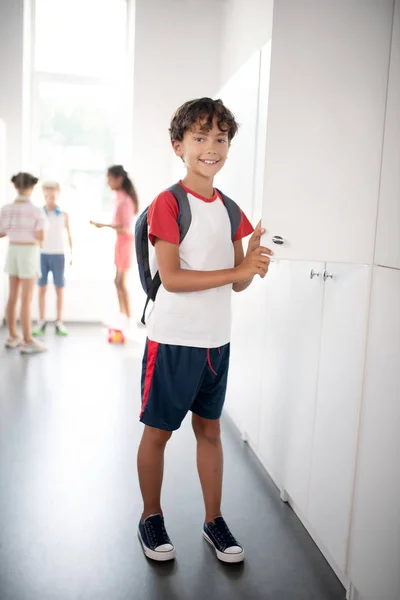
[155,238,272,293]
[65,213,73,253]
[0,233,6,238]
[233,223,267,292]
[233,240,252,292]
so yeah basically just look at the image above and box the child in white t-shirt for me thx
[137,98,273,564]
[32,181,72,337]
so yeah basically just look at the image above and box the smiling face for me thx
[172,118,230,180]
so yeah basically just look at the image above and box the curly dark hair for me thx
[11,172,39,190]
[169,98,239,143]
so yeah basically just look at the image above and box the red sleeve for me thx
[148,190,179,246]
[233,210,254,241]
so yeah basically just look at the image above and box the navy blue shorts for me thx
[140,340,230,431]
[38,254,65,288]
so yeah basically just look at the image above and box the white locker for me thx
[348,266,400,600]
[258,260,324,504]
[226,275,268,448]
[308,264,372,572]
[261,0,393,264]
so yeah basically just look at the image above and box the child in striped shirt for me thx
[0,172,48,354]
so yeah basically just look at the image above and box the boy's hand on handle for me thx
[247,220,265,256]
[234,220,274,281]
[234,245,273,281]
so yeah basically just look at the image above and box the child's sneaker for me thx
[137,514,176,561]
[55,321,68,336]
[32,321,47,336]
[5,336,22,349]
[20,339,48,355]
[203,517,244,563]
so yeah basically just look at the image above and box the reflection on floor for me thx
[0,325,345,600]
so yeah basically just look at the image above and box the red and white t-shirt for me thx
[146,182,254,348]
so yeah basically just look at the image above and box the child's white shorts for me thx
[4,245,41,279]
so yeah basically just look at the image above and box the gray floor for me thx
[0,325,345,600]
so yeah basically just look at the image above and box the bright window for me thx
[31,0,131,281]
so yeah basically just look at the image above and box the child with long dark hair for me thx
[90,165,139,326]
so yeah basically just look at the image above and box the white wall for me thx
[0,0,25,179]
[132,0,224,206]
[220,0,274,86]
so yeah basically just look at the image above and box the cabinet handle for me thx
[272,235,284,245]
[310,269,321,279]
[323,270,334,281]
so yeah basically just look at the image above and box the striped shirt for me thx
[0,196,48,243]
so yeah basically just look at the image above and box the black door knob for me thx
[272,235,284,245]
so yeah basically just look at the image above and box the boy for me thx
[32,181,72,337]
[137,98,272,563]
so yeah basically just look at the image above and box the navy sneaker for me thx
[138,514,176,561]
[203,517,244,563]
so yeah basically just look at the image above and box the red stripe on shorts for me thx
[140,340,159,417]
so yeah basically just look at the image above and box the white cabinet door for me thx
[348,267,400,600]
[375,0,400,270]
[226,275,268,448]
[261,0,393,264]
[253,42,271,225]
[308,263,372,572]
[215,51,261,220]
[256,260,292,486]
[258,260,324,505]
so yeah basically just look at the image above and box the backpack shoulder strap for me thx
[166,183,192,243]
[214,188,242,241]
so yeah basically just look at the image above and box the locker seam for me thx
[371,0,396,266]
[343,266,375,578]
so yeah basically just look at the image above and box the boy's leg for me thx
[51,255,68,335]
[192,414,223,523]
[55,287,63,321]
[191,344,244,563]
[137,425,172,519]
[50,255,65,322]
[137,341,206,561]
[39,285,47,321]
[37,254,49,324]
